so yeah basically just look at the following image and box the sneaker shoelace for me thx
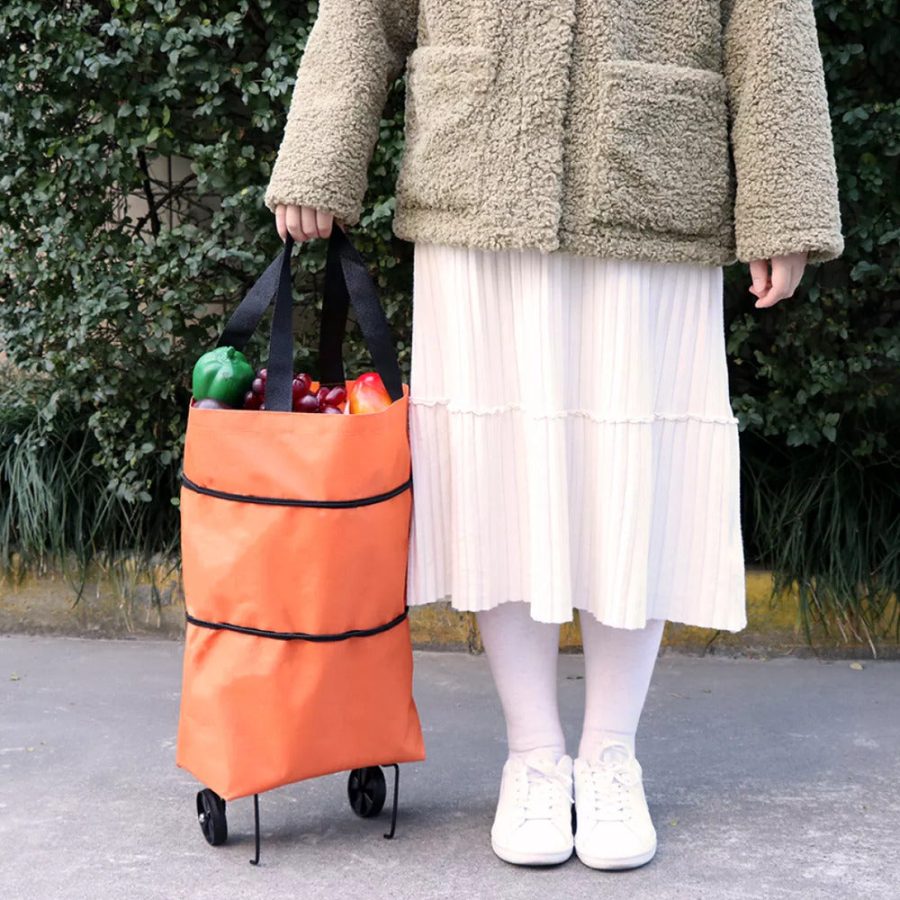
[513,756,573,821]
[584,745,641,822]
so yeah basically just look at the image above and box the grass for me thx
[741,429,900,656]
[0,374,180,609]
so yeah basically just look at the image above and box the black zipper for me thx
[179,470,412,508]
[184,606,409,642]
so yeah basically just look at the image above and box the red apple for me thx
[348,372,392,414]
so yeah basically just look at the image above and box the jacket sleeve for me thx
[722,0,844,264]
[263,0,418,224]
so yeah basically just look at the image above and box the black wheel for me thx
[348,766,387,818]
[196,788,228,846]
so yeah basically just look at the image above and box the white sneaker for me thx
[573,740,657,870]
[490,748,575,866]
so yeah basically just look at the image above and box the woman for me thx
[263,0,843,871]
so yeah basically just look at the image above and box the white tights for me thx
[475,601,666,762]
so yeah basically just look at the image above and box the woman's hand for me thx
[748,251,808,309]
[274,203,342,243]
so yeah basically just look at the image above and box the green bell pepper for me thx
[192,346,255,408]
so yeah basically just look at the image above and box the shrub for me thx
[723,0,899,648]
[0,0,412,589]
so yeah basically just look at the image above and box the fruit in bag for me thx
[239,366,349,413]
[192,346,255,407]
[348,372,392,415]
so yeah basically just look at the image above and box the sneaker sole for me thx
[574,842,657,870]
[491,835,574,866]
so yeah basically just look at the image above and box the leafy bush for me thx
[723,0,899,647]
[0,1,896,646]
[0,0,412,587]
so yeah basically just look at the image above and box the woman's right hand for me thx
[274,203,342,243]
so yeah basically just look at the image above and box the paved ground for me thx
[1,635,898,900]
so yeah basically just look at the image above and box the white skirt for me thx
[404,241,747,632]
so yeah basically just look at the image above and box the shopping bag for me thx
[175,224,425,801]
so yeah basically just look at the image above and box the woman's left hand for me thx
[748,251,808,309]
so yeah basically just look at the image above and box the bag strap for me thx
[317,224,404,403]
[215,250,283,353]
[214,224,404,412]
[264,236,298,411]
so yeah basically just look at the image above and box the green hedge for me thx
[0,0,413,589]
[0,1,896,645]
[724,1,899,646]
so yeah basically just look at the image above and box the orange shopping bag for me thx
[175,224,425,861]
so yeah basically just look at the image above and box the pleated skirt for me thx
[405,241,747,632]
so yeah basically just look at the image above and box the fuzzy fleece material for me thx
[263,0,844,267]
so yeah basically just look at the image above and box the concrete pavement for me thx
[1,635,898,899]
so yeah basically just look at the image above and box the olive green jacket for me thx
[264,0,844,267]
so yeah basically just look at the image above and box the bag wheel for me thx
[347,767,387,818]
[196,788,228,846]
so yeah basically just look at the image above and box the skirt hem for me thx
[404,595,748,634]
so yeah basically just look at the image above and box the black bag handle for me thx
[215,223,404,412]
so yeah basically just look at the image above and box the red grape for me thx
[297,394,319,413]
[324,386,346,407]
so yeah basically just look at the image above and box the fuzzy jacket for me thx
[263,0,844,267]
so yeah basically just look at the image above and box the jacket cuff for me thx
[735,227,845,265]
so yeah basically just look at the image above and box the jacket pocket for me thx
[396,45,498,211]
[590,61,733,238]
